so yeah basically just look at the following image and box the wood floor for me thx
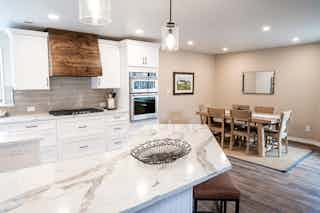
[199,151,320,213]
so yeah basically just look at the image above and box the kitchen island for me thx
[0,124,231,213]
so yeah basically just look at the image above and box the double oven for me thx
[130,71,158,121]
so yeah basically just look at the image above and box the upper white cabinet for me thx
[92,40,120,89]
[124,40,160,68]
[8,29,50,90]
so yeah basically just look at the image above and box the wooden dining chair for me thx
[230,110,256,153]
[265,111,292,157]
[207,108,229,148]
[199,105,208,124]
[232,104,250,111]
[254,106,275,114]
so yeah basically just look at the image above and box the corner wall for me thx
[159,50,215,123]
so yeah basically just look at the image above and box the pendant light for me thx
[161,0,179,51]
[79,0,112,26]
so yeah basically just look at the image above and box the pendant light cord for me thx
[169,0,172,22]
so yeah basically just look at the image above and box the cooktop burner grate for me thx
[49,108,104,116]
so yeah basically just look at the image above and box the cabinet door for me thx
[143,46,159,67]
[11,31,50,90]
[92,40,120,89]
[127,44,159,68]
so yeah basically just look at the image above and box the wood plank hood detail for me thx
[48,29,102,77]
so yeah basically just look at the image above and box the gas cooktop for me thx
[49,108,104,116]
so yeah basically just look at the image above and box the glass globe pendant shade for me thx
[161,22,179,51]
[79,0,112,26]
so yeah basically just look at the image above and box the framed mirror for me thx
[242,71,275,95]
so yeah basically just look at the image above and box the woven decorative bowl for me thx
[131,138,192,165]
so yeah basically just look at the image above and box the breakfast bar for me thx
[0,124,231,213]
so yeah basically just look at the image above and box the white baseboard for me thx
[288,136,320,148]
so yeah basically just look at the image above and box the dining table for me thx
[196,110,281,157]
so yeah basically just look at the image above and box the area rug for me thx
[223,145,313,172]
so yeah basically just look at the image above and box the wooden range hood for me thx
[48,29,102,77]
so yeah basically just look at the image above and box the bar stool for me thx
[193,172,240,213]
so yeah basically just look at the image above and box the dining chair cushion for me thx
[194,172,240,200]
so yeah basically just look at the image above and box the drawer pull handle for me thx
[79,145,89,149]
[25,125,38,128]
[114,116,121,119]
[78,125,88,129]
[114,141,122,145]
[114,127,122,130]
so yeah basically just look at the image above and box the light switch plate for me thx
[99,102,107,108]
[27,106,36,112]
[305,125,312,132]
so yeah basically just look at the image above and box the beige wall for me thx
[214,43,320,141]
[159,51,215,123]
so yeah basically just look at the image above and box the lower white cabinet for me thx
[0,141,40,172]
[61,136,106,160]
[106,122,129,151]
[40,146,58,163]
[57,116,105,140]
[0,111,130,164]
[0,120,58,163]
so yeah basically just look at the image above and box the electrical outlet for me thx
[305,125,312,132]
[27,106,36,112]
[99,102,106,108]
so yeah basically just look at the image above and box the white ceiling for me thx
[1,0,320,54]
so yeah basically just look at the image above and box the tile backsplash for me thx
[0,77,111,115]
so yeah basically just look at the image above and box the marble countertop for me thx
[0,124,231,213]
[0,109,128,124]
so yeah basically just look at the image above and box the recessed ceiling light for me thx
[292,37,300,43]
[262,25,271,32]
[187,40,194,46]
[135,29,144,35]
[222,47,229,52]
[48,14,59,21]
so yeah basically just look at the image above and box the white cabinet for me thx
[124,40,159,68]
[57,116,106,160]
[105,112,129,151]
[57,116,105,140]
[8,29,50,90]
[0,111,130,163]
[92,40,120,89]
[61,136,106,160]
[2,120,58,163]
[0,141,40,172]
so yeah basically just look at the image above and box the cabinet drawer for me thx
[105,112,129,123]
[107,123,129,139]
[58,117,105,139]
[0,142,40,172]
[108,137,127,151]
[62,137,105,160]
[6,120,56,133]
[40,146,58,163]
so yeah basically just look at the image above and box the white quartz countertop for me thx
[0,124,231,213]
[0,109,128,124]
